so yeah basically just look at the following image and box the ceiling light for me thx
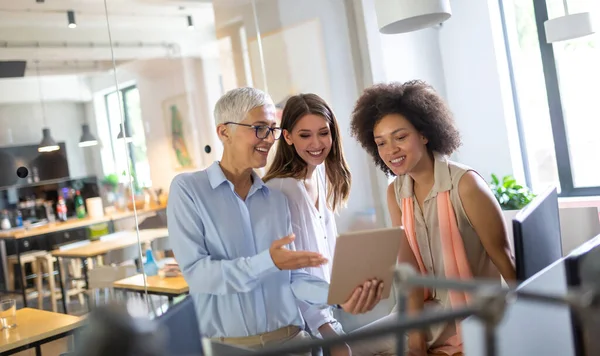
[117,123,133,143]
[34,60,60,153]
[544,0,595,43]
[374,0,451,34]
[39,128,60,152]
[67,10,76,29]
[78,124,98,147]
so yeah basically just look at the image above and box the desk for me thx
[0,207,165,309]
[51,228,168,314]
[113,274,188,303]
[51,228,168,259]
[0,308,85,356]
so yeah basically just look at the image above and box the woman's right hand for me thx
[270,234,328,270]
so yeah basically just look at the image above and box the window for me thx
[104,86,151,190]
[500,0,600,196]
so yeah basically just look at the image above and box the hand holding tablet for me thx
[328,227,403,310]
[339,278,384,314]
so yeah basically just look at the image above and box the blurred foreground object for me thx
[71,302,164,356]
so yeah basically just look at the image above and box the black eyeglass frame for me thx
[224,122,283,140]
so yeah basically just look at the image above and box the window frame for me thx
[103,84,139,188]
[500,0,600,197]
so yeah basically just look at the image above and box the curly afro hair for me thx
[350,80,461,176]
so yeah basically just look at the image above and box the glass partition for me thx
[0,0,145,337]
[101,0,227,320]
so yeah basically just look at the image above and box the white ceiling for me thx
[0,0,218,76]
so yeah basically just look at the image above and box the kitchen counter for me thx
[0,205,166,240]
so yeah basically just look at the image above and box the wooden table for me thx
[51,228,168,259]
[51,228,168,314]
[0,206,165,240]
[0,308,85,356]
[0,206,165,310]
[113,274,188,303]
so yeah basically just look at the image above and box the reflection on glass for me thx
[0,0,147,329]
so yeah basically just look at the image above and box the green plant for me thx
[490,174,536,210]
[101,174,119,191]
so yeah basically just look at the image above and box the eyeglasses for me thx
[224,122,282,140]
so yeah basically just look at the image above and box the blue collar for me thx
[207,161,269,196]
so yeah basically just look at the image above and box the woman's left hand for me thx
[340,279,384,314]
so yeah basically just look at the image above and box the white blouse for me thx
[266,165,340,334]
[266,165,337,281]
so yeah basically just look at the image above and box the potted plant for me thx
[489,174,536,211]
[489,174,536,247]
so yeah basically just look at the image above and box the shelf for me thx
[0,176,97,192]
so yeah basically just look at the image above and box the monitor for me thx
[564,234,600,356]
[513,186,563,281]
[462,258,575,356]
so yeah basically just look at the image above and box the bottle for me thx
[32,166,39,183]
[75,190,86,219]
[15,210,23,227]
[143,248,159,277]
[1,210,11,230]
[56,196,68,222]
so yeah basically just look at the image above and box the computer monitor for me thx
[564,234,600,356]
[462,258,575,356]
[513,187,563,281]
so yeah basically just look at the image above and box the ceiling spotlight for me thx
[67,10,76,29]
[187,15,194,30]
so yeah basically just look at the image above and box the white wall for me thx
[379,27,447,98]
[214,0,381,233]
[438,0,522,182]
[0,75,92,104]
[88,57,222,192]
[0,102,95,178]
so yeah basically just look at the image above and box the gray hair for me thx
[214,87,274,126]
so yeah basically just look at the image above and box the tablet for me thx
[327,227,403,305]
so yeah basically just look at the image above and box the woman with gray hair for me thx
[167,87,383,354]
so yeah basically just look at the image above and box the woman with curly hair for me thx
[349,81,515,356]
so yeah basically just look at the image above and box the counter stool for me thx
[36,253,60,312]
[7,250,47,308]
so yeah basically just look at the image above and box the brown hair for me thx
[264,94,351,212]
[350,80,461,176]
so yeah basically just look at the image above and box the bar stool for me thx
[7,250,47,308]
[36,253,59,312]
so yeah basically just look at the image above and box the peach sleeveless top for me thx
[394,153,501,354]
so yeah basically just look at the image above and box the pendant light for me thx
[35,61,59,153]
[79,124,98,147]
[77,77,98,147]
[374,0,452,34]
[544,0,596,43]
[116,122,133,143]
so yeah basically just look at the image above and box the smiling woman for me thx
[348,81,515,356]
